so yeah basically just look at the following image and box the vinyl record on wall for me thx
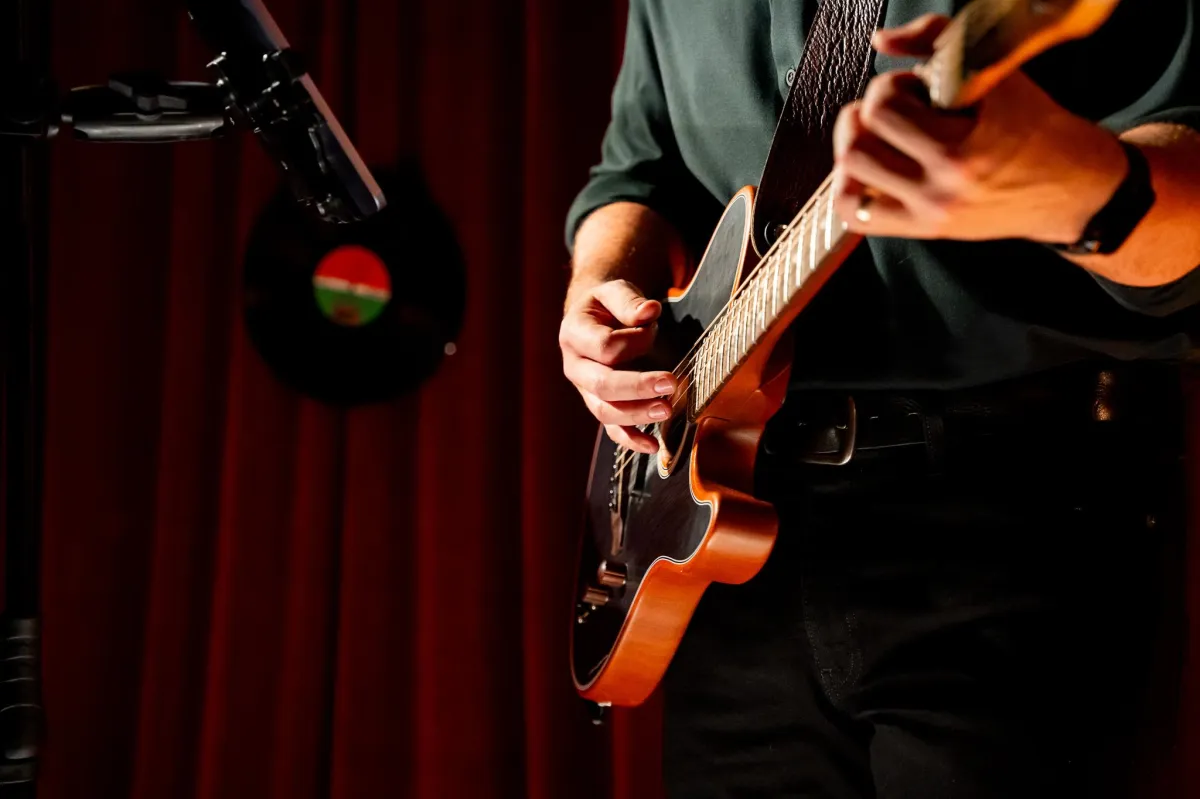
[242,162,466,405]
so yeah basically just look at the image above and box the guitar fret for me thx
[755,276,764,339]
[795,218,805,285]
[730,309,739,370]
[720,319,730,379]
[702,321,713,392]
[824,189,834,252]
[730,310,739,371]
[739,295,748,353]
[730,302,741,371]
[764,271,773,334]
[748,278,757,341]
[710,330,720,396]
[737,287,745,344]
[783,235,791,299]
[772,257,782,318]
[729,307,739,369]
[748,278,758,340]
[704,331,712,397]
[757,274,766,333]
[708,333,716,396]
[809,207,818,272]
[706,338,715,400]
[740,294,750,357]
[712,325,722,388]
[708,336,716,402]
[766,262,774,319]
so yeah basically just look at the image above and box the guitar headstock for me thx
[917,0,1122,109]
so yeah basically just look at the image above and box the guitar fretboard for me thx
[687,178,849,417]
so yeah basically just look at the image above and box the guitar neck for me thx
[681,0,1124,419]
[687,176,854,417]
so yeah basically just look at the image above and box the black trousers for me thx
[662,373,1187,798]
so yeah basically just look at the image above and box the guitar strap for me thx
[752,0,889,255]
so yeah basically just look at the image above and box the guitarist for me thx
[560,2,1200,798]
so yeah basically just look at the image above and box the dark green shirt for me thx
[566,0,1200,389]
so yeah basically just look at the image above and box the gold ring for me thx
[854,196,874,224]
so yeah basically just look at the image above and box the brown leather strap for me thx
[752,0,888,255]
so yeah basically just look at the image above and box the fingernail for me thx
[654,379,674,394]
[649,405,669,420]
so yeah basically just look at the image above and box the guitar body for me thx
[571,187,794,707]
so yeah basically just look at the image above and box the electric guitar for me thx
[571,0,1125,708]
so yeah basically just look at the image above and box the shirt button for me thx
[785,68,796,87]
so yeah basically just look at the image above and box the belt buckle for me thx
[799,396,858,466]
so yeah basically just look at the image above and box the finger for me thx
[836,109,926,208]
[833,103,872,206]
[606,424,659,455]
[833,101,862,162]
[830,167,871,223]
[583,391,675,427]
[565,356,677,402]
[871,14,951,58]
[591,280,662,328]
[561,313,657,365]
[860,73,976,165]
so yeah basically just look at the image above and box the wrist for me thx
[1047,138,1157,257]
[1039,126,1130,246]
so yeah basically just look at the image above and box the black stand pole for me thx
[0,0,50,793]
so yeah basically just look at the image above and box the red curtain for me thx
[24,0,1199,797]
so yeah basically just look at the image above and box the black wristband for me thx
[1048,140,1157,256]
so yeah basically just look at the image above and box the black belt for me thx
[761,363,1185,471]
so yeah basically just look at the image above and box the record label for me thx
[312,245,393,327]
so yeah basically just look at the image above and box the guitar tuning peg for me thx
[582,586,609,606]
[597,560,627,588]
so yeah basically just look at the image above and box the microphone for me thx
[184,0,386,223]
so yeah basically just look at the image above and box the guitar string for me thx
[606,3,1028,480]
[606,1,982,476]
[607,175,840,474]
[641,0,992,402]
[607,174,840,475]
[659,175,837,390]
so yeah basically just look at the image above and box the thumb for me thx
[593,280,662,328]
[872,13,951,58]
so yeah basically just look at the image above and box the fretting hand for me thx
[832,14,1128,246]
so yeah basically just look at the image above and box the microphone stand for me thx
[1,2,345,794]
[0,0,53,792]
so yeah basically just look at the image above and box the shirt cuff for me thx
[565,173,658,254]
[1090,268,1200,318]
[1106,105,1200,135]
[565,169,721,258]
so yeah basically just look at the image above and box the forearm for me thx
[1060,123,1200,287]
[566,202,689,312]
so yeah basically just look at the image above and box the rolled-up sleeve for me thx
[1088,0,1200,316]
[564,0,710,254]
